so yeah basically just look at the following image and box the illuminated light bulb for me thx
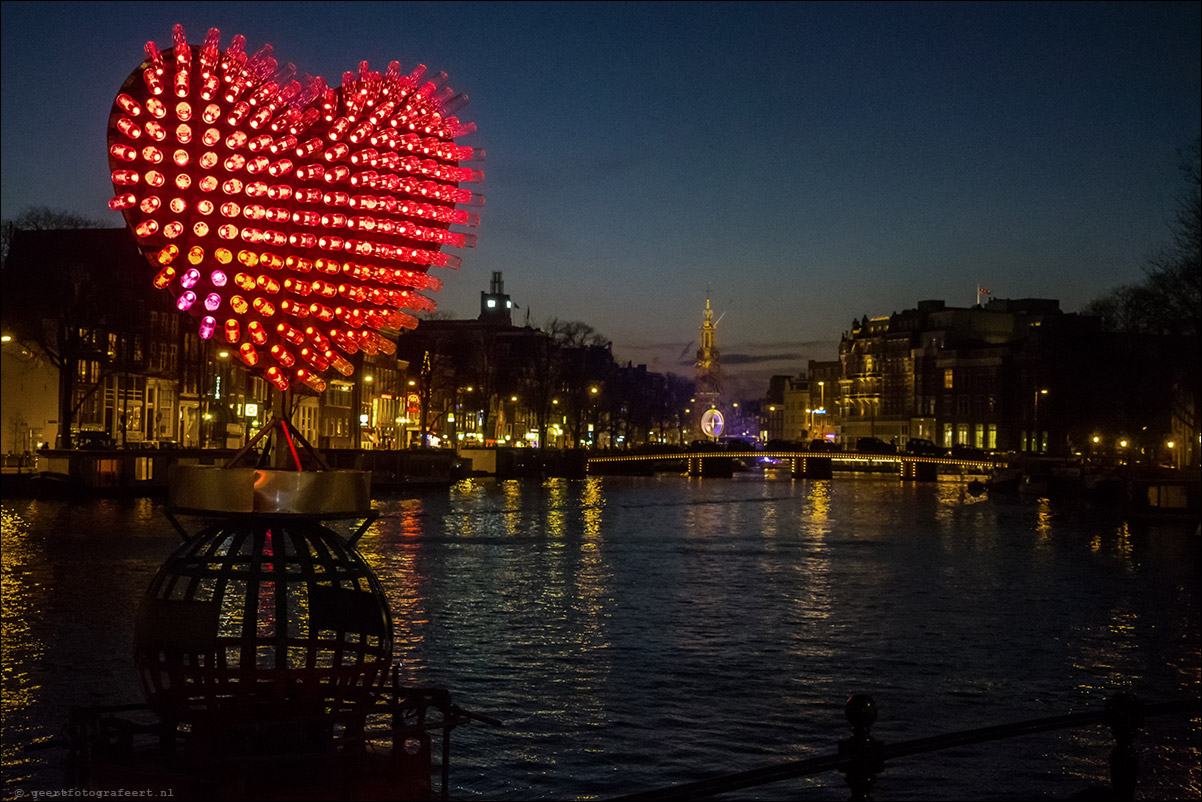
[177,291,197,311]
[140,196,162,214]
[296,137,323,157]
[243,204,266,221]
[187,246,205,265]
[238,342,259,366]
[155,244,179,265]
[204,293,221,312]
[264,207,289,224]
[372,333,397,355]
[245,181,268,197]
[297,371,327,393]
[201,103,222,124]
[198,317,217,340]
[110,144,137,161]
[249,107,273,129]
[180,268,201,289]
[256,275,281,294]
[324,165,351,183]
[327,328,359,354]
[141,145,164,163]
[117,116,143,140]
[314,258,341,274]
[220,201,241,217]
[199,151,218,169]
[217,224,238,239]
[252,297,276,317]
[247,134,273,152]
[224,319,241,343]
[135,220,159,237]
[175,102,192,122]
[238,250,260,267]
[326,351,354,375]
[152,265,176,289]
[200,72,220,100]
[267,184,293,200]
[234,272,255,290]
[277,323,305,344]
[144,120,166,141]
[328,117,351,140]
[143,66,164,96]
[349,147,377,165]
[324,142,350,162]
[210,270,227,287]
[224,154,247,171]
[111,169,140,186]
[222,179,244,195]
[247,321,267,345]
[116,94,142,116]
[201,128,221,148]
[230,296,249,314]
[270,345,295,366]
[225,131,248,149]
[175,124,192,144]
[163,221,184,239]
[175,174,192,191]
[299,348,330,371]
[227,101,250,126]
[324,191,350,206]
[198,176,218,192]
[214,247,233,264]
[265,366,290,391]
[108,193,137,210]
[309,302,334,321]
[145,98,167,118]
[190,222,210,240]
[169,197,187,214]
[145,170,166,187]
[295,188,323,203]
[295,164,325,181]
[305,327,331,351]
[267,159,294,177]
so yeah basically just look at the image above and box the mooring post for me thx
[1105,692,1144,801]
[839,694,885,801]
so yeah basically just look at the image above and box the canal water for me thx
[2,473,1199,800]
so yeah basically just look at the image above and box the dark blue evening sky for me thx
[2,2,1199,395]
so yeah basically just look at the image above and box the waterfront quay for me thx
[3,473,1198,800]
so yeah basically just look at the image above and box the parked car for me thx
[905,438,945,456]
[856,437,897,454]
[808,438,840,452]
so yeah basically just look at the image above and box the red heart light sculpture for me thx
[106,24,482,393]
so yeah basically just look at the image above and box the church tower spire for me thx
[694,296,723,436]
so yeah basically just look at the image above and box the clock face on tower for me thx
[700,408,724,438]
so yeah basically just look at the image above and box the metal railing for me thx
[608,693,1200,801]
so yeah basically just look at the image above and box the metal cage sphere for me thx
[134,518,393,722]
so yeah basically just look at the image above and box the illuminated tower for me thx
[694,297,723,437]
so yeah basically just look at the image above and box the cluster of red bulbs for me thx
[106,24,482,393]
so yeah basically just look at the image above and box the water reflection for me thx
[1,477,1198,800]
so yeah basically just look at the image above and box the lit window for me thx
[486,299,496,308]
[944,369,954,389]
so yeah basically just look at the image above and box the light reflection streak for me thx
[1,508,49,779]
